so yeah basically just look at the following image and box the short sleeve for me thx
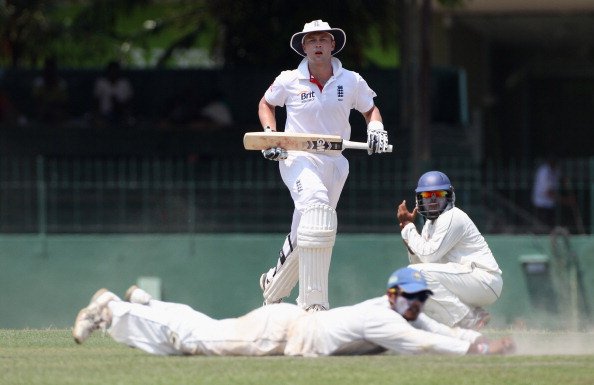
[264,75,288,107]
[353,76,377,113]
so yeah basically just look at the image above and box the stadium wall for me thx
[1,234,592,329]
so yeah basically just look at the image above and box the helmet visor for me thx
[418,190,448,199]
[416,190,451,219]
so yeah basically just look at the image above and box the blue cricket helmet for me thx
[415,171,453,193]
[415,171,455,220]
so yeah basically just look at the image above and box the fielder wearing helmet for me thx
[396,171,503,330]
[414,170,455,220]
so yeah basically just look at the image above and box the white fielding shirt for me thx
[401,207,501,273]
[108,296,480,357]
[264,57,377,140]
[285,296,479,356]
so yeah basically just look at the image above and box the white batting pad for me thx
[263,249,299,304]
[297,204,337,309]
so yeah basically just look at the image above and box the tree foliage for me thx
[202,0,399,69]
[0,0,463,69]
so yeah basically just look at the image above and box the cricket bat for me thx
[243,132,393,154]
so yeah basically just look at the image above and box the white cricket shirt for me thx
[401,207,501,273]
[264,57,377,140]
[284,296,479,356]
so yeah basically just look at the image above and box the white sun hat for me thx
[290,19,346,57]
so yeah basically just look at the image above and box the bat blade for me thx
[243,132,345,153]
[243,132,393,153]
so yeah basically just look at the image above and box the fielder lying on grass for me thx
[72,267,514,356]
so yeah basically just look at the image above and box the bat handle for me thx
[343,140,393,153]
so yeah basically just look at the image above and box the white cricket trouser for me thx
[409,263,503,326]
[107,300,304,356]
[280,152,349,246]
[262,153,348,304]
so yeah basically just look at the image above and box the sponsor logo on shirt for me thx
[300,90,315,103]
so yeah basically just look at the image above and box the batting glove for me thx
[262,147,288,161]
[261,125,287,161]
[366,121,389,155]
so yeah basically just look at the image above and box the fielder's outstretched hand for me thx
[469,336,516,355]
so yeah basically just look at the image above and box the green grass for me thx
[1,329,593,385]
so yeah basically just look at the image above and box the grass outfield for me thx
[1,329,594,385]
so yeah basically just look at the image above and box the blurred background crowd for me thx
[0,0,593,235]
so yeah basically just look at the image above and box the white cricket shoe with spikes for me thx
[305,304,327,312]
[259,274,283,305]
[72,288,120,344]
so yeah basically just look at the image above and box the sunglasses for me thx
[401,291,431,303]
[418,190,448,199]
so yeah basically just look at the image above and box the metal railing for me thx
[0,154,591,234]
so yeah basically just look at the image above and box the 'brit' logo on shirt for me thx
[300,90,315,102]
[337,85,343,101]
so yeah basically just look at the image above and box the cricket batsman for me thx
[256,19,390,311]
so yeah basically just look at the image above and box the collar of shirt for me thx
[309,74,324,92]
[297,57,343,81]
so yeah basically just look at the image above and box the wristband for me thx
[367,121,384,131]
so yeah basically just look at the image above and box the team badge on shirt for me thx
[337,85,343,101]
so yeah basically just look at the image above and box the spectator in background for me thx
[531,156,561,232]
[531,156,577,233]
[198,91,234,128]
[161,89,233,131]
[93,61,134,127]
[32,57,69,125]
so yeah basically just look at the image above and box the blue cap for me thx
[387,268,433,294]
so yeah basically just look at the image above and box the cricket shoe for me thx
[73,288,119,344]
[474,309,491,330]
[457,307,491,330]
[124,285,152,305]
[259,273,283,305]
[305,304,327,312]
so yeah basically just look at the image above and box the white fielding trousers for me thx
[409,262,503,326]
[108,300,304,356]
